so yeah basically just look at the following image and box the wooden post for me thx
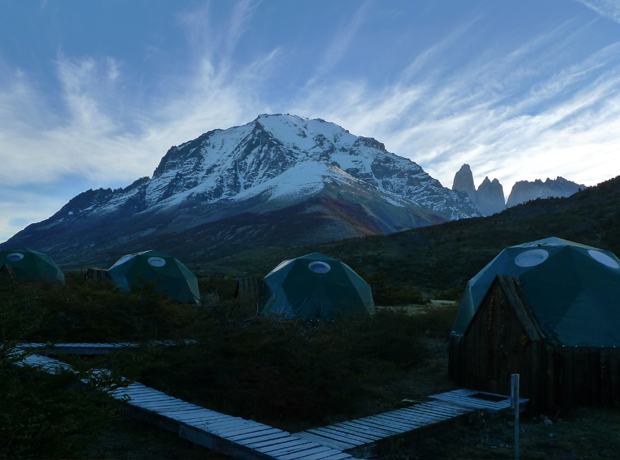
[511,374,520,460]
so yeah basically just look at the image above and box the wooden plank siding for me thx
[449,275,620,412]
[85,267,111,282]
[610,348,620,406]
[456,276,541,403]
[236,277,263,306]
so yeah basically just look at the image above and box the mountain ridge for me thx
[506,176,585,207]
[197,175,620,291]
[3,114,479,267]
[452,163,585,216]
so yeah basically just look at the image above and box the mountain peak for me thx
[507,176,586,207]
[452,165,504,216]
[3,115,480,267]
[477,176,505,216]
[452,164,476,203]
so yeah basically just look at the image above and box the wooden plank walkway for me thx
[19,351,527,460]
[294,389,528,454]
[429,388,528,413]
[293,399,473,453]
[16,340,196,355]
[19,354,360,460]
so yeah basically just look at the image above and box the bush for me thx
[198,276,237,301]
[101,308,429,428]
[0,287,126,459]
[434,285,465,301]
[2,272,210,343]
[0,272,433,436]
[0,366,124,459]
[364,271,427,305]
[414,303,460,338]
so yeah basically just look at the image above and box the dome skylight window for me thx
[148,257,166,267]
[515,249,549,267]
[7,252,24,262]
[588,250,620,269]
[308,261,331,273]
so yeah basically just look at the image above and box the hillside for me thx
[1,114,478,268]
[196,175,620,292]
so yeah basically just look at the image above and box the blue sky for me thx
[1,0,620,242]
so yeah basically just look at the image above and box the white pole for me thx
[511,374,520,460]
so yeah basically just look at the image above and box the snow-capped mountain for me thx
[506,177,585,208]
[3,114,479,268]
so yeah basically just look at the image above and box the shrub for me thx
[364,270,427,305]
[0,285,126,459]
[0,272,432,435]
[111,308,429,428]
[2,272,211,343]
[434,285,466,301]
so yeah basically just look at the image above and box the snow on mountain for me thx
[506,177,586,208]
[64,114,478,221]
[3,114,481,268]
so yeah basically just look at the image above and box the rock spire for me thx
[452,164,506,216]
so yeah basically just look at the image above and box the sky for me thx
[1,0,620,242]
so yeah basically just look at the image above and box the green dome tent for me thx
[108,250,200,304]
[452,237,620,347]
[261,253,375,321]
[0,247,65,285]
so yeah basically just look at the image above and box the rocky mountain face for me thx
[452,164,477,204]
[452,164,585,216]
[452,164,506,216]
[2,114,479,268]
[477,177,506,216]
[506,177,585,207]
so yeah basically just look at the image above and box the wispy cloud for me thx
[0,2,273,189]
[0,188,69,246]
[574,0,620,23]
[311,0,372,80]
[0,1,276,241]
[2,1,620,243]
[292,18,620,195]
[176,0,257,70]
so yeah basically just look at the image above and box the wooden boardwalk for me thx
[295,400,473,454]
[16,340,196,355]
[19,352,527,460]
[429,388,527,413]
[19,354,358,460]
[294,389,527,455]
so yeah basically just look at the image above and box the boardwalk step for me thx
[18,351,527,460]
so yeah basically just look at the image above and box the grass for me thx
[385,408,620,459]
[1,273,449,457]
[85,416,229,460]
[193,175,620,296]
[3,272,620,459]
[84,307,439,432]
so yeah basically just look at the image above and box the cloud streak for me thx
[575,0,620,23]
[315,0,372,78]
[0,1,276,240]
[2,1,620,241]
[0,4,273,189]
[292,18,620,195]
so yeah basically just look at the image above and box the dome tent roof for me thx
[0,247,65,285]
[261,252,374,321]
[452,237,620,347]
[108,250,200,304]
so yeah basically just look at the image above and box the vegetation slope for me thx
[195,175,620,294]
